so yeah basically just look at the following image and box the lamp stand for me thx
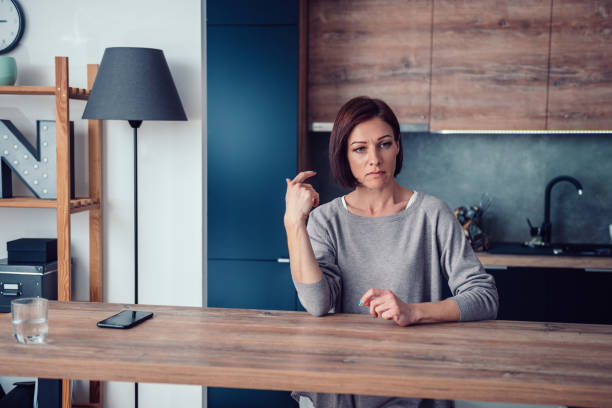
[82,47,187,408]
[128,120,142,304]
[128,119,142,408]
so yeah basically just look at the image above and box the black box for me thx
[7,238,57,263]
[0,260,64,408]
[0,258,57,313]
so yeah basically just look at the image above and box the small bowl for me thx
[0,56,17,85]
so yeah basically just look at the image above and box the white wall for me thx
[0,1,203,407]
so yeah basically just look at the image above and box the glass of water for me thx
[11,297,48,344]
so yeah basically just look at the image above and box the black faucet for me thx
[540,175,583,245]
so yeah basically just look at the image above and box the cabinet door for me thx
[207,0,298,25]
[488,267,612,324]
[576,269,612,324]
[207,25,297,260]
[487,268,550,322]
[430,0,551,131]
[308,0,432,125]
[548,0,612,130]
[208,260,296,310]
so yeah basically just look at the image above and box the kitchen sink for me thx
[487,242,612,257]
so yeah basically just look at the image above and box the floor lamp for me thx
[82,47,187,407]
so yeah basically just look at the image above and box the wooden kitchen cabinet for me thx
[547,0,612,130]
[575,269,612,324]
[430,0,551,131]
[305,0,612,131]
[486,268,552,322]
[308,0,432,125]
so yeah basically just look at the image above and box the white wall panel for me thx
[0,0,203,407]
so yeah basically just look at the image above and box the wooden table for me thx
[2,302,612,407]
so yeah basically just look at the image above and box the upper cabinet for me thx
[548,0,612,130]
[304,0,612,131]
[430,0,551,131]
[308,0,432,125]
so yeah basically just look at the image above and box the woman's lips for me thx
[367,171,385,176]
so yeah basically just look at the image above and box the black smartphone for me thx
[96,310,154,329]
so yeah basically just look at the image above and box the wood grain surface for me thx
[87,63,103,407]
[430,0,551,131]
[54,56,71,304]
[54,55,72,408]
[0,197,99,211]
[308,0,432,124]
[86,64,103,305]
[0,86,56,95]
[476,252,612,269]
[1,302,611,407]
[548,0,612,130]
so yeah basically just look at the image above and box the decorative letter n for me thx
[0,119,74,199]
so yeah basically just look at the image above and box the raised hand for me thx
[284,171,320,227]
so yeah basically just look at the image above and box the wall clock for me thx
[0,0,24,54]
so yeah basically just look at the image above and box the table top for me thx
[2,301,612,407]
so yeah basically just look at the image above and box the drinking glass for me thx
[11,297,48,344]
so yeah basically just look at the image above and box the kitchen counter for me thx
[476,252,612,269]
[2,301,612,407]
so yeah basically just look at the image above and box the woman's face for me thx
[346,117,399,189]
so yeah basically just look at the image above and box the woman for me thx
[284,96,498,408]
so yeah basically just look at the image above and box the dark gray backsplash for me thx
[309,132,612,245]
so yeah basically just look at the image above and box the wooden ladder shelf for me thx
[0,56,103,408]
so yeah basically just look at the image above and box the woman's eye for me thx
[380,142,392,149]
[353,147,365,153]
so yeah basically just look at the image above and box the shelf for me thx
[1,57,102,408]
[0,85,55,95]
[0,85,90,100]
[0,196,100,213]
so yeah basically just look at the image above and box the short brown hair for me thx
[329,96,403,188]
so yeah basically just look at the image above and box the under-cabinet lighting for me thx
[437,129,612,134]
[310,122,429,133]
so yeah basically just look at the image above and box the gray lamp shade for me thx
[82,47,187,121]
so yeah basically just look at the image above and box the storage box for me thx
[7,238,57,263]
[0,258,57,313]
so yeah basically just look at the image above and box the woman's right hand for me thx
[284,171,320,227]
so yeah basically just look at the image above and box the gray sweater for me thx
[292,192,499,408]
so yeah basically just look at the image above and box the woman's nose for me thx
[367,148,381,165]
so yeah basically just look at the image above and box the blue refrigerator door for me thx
[207,25,298,260]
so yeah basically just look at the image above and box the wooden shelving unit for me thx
[0,196,100,211]
[0,86,90,99]
[0,57,102,408]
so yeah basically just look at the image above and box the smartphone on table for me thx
[97,310,154,329]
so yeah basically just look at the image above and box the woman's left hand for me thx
[360,288,420,327]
